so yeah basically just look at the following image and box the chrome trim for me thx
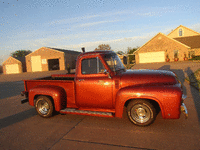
[182,94,187,100]
[181,103,188,119]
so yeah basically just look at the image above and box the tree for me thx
[11,50,32,57]
[94,44,111,51]
[127,47,137,64]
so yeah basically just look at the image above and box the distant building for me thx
[135,25,200,64]
[25,47,81,72]
[2,56,26,74]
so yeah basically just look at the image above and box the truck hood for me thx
[120,69,178,88]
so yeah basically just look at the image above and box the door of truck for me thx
[76,57,113,109]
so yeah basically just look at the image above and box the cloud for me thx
[48,7,176,27]
[73,20,121,28]
[54,33,154,52]
[48,10,130,26]
[49,14,101,25]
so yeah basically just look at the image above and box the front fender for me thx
[29,85,66,111]
[115,85,182,119]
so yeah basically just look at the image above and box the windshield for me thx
[103,53,125,72]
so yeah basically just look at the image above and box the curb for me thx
[192,60,200,63]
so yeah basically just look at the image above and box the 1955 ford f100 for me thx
[21,50,188,126]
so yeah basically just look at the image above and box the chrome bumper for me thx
[181,94,188,119]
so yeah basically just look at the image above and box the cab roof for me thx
[78,50,115,57]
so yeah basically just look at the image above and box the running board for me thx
[60,108,114,117]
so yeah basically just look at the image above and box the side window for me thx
[98,58,105,73]
[174,50,179,58]
[81,57,105,74]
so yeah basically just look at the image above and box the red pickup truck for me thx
[21,50,188,126]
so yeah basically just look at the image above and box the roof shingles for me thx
[174,35,200,49]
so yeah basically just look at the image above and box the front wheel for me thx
[127,100,156,126]
[35,96,54,118]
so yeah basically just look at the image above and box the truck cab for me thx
[75,51,123,109]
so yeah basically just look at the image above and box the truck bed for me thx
[24,75,76,107]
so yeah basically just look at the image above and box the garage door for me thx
[31,56,42,72]
[139,51,165,63]
[5,64,19,74]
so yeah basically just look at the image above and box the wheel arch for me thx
[29,85,67,111]
[115,96,164,118]
[34,95,54,106]
[115,86,165,119]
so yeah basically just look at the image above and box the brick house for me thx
[135,25,200,64]
[2,56,26,74]
[26,47,80,72]
[174,35,200,58]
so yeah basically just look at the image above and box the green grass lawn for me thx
[185,69,200,90]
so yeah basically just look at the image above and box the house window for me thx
[179,29,182,36]
[174,50,179,58]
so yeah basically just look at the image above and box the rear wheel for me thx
[35,96,54,118]
[127,100,156,126]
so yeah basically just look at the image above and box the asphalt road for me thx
[0,81,24,99]
[0,62,200,150]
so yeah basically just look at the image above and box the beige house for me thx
[167,25,200,38]
[2,56,26,74]
[135,25,200,64]
[26,47,80,72]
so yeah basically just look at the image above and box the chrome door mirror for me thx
[104,69,111,79]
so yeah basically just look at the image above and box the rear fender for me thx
[115,85,182,119]
[29,85,66,111]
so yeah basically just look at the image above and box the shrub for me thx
[189,55,200,60]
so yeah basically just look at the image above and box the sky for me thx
[0,0,200,64]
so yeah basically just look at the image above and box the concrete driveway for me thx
[132,61,199,79]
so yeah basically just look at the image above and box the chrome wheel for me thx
[130,104,151,123]
[35,96,54,118]
[37,100,50,115]
[127,100,156,126]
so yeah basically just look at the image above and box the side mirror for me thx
[104,69,111,79]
